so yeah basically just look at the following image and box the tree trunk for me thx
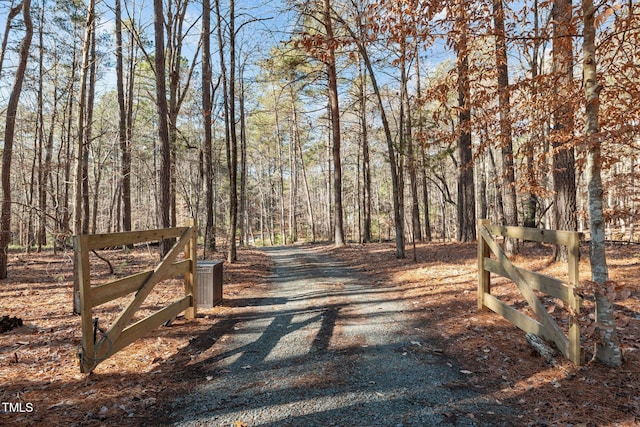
[488,146,505,223]
[523,0,543,228]
[41,101,56,249]
[227,0,239,261]
[415,55,431,242]
[240,72,248,246]
[72,0,94,312]
[479,154,488,220]
[36,0,49,252]
[359,56,372,243]
[293,96,316,242]
[84,16,97,233]
[631,155,635,243]
[402,48,421,243]
[288,98,298,243]
[551,0,577,261]
[125,17,136,230]
[0,0,32,279]
[493,0,518,254]
[90,152,104,234]
[115,0,132,236]
[0,2,22,77]
[202,0,216,252]
[27,131,36,250]
[215,0,232,253]
[326,104,332,239]
[167,3,177,230]
[74,0,94,237]
[272,87,287,245]
[298,135,316,243]
[60,39,76,237]
[455,0,476,242]
[582,0,622,367]
[153,0,172,256]
[341,15,405,257]
[323,0,345,246]
[154,0,199,233]
[421,145,433,241]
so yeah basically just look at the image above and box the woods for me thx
[1,0,638,360]
[1,0,31,279]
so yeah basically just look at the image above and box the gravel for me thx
[160,245,515,426]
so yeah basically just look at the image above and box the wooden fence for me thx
[477,219,583,365]
[75,220,197,373]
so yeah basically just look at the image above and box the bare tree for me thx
[73,0,95,237]
[400,43,421,244]
[337,10,405,257]
[154,0,172,255]
[582,0,622,366]
[36,0,58,252]
[84,2,98,233]
[358,53,371,243]
[523,0,543,228]
[0,0,33,279]
[115,0,132,235]
[227,0,239,260]
[323,0,345,246]
[166,0,201,229]
[493,0,518,254]
[71,0,95,313]
[415,55,431,241]
[0,0,22,78]
[202,0,217,252]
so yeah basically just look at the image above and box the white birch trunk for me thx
[583,0,622,366]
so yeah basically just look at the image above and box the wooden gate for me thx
[477,219,583,365]
[75,220,197,373]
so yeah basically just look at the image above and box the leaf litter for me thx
[323,241,640,426]
[0,247,271,426]
[0,241,639,425]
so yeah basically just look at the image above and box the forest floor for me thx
[0,240,639,426]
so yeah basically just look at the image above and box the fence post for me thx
[75,234,94,373]
[184,218,197,319]
[477,219,491,310]
[567,231,583,364]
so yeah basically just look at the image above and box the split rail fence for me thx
[75,220,198,373]
[477,219,584,365]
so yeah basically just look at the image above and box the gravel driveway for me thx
[161,245,514,426]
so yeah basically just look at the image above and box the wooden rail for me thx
[75,220,197,373]
[477,219,583,365]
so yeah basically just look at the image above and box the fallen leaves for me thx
[326,241,640,426]
[1,242,640,426]
[0,247,271,426]
[582,280,634,301]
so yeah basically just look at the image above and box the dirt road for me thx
[161,244,513,426]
